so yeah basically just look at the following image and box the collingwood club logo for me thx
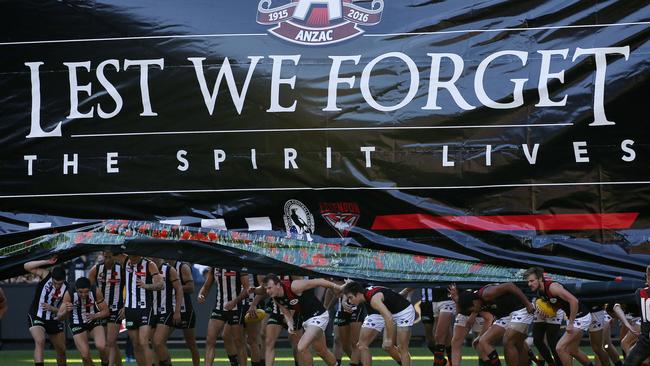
[283,199,315,241]
[320,202,360,238]
[257,0,384,46]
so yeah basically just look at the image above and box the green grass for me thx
[0,346,608,365]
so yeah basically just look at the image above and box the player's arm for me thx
[291,278,341,295]
[611,303,639,335]
[197,268,214,304]
[179,263,195,294]
[88,264,99,286]
[485,283,534,313]
[370,293,396,348]
[93,289,110,320]
[0,288,7,318]
[224,273,251,311]
[140,261,164,291]
[548,283,579,326]
[170,267,183,323]
[24,257,57,279]
[278,301,296,333]
[56,291,72,320]
[478,311,494,336]
[399,287,415,298]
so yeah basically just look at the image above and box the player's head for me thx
[262,274,283,298]
[75,277,91,298]
[127,254,142,263]
[102,250,116,262]
[457,290,481,316]
[524,267,545,291]
[341,281,366,306]
[51,266,66,288]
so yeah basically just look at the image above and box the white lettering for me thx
[536,49,569,107]
[213,149,226,170]
[324,55,361,111]
[522,144,540,165]
[293,0,342,20]
[573,141,589,163]
[423,53,475,111]
[176,150,189,171]
[621,139,635,162]
[442,145,454,167]
[284,148,298,169]
[25,62,63,138]
[475,50,529,109]
[360,146,375,168]
[361,52,419,111]
[24,155,37,176]
[124,58,164,116]
[267,55,301,112]
[63,153,78,175]
[106,152,119,173]
[64,61,94,119]
[96,59,123,119]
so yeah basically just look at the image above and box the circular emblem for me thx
[283,199,315,241]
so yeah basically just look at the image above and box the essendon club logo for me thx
[257,0,384,46]
[320,202,360,237]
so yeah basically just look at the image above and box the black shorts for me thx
[70,321,101,335]
[125,308,154,330]
[175,310,196,329]
[155,312,175,327]
[334,306,366,326]
[421,301,435,324]
[266,311,302,330]
[28,314,64,335]
[100,310,122,325]
[210,308,242,325]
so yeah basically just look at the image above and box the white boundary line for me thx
[70,123,572,138]
[1,21,649,46]
[1,180,650,199]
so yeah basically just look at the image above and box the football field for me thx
[0,346,607,365]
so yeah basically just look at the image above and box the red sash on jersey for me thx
[364,286,385,302]
[641,288,649,299]
[477,285,488,297]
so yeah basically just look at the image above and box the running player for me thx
[198,267,249,366]
[524,267,594,366]
[124,255,163,366]
[420,287,456,366]
[25,257,68,366]
[325,279,365,366]
[151,258,183,366]
[89,250,127,366]
[242,274,264,366]
[57,277,110,366]
[342,282,416,366]
[168,260,200,366]
[448,285,493,366]
[457,282,535,366]
[532,308,564,366]
[621,264,650,366]
[263,274,340,366]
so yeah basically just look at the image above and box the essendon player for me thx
[124,255,163,366]
[622,264,650,366]
[263,274,341,366]
[151,258,183,366]
[198,267,250,366]
[25,257,68,366]
[57,277,110,366]
[342,282,416,366]
[448,285,493,366]
[525,267,594,366]
[420,287,456,366]
[89,251,126,366]
[168,259,200,366]
[457,283,535,366]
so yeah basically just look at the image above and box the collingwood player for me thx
[57,277,110,366]
[457,283,535,366]
[124,255,163,366]
[420,287,456,366]
[342,282,416,366]
[25,257,68,366]
[89,251,126,366]
[198,267,250,366]
[622,264,650,366]
[168,259,200,366]
[263,274,340,366]
[151,258,183,366]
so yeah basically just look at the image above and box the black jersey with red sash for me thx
[536,279,587,317]
[274,280,324,318]
[477,284,525,318]
[637,287,650,337]
[364,286,410,315]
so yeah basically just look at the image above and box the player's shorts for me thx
[125,308,154,330]
[210,308,242,325]
[588,310,606,332]
[508,308,534,334]
[604,313,612,323]
[421,300,456,324]
[334,306,366,326]
[267,311,303,330]
[100,309,122,325]
[362,305,416,332]
[572,313,592,332]
[455,313,485,333]
[302,311,330,332]
[155,312,175,327]
[175,310,196,329]
[534,309,564,325]
[27,314,64,335]
[494,315,511,328]
[70,321,101,335]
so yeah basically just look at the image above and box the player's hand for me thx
[247,306,258,319]
[342,299,355,313]
[136,279,145,289]
[224,300,236,311]
[626,324,640,336]
[197,293,206,304]
[48,256,58,265]
[86,313,97,321]
[526,303,535,314]
[41,303,54,312]
[65,302,74,312]
[382,338,394,349]
[566,322,575,334]
[173,312,181,324]
[287,323,295,334]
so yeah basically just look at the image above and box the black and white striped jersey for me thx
[70,289,99,325]
[29,274,68,320]
[174,261,193,313]
[125,258,154,309]
[421,287,450,302]
[94,261,125,312]
[153,263,176,315]
[213,268,244,311]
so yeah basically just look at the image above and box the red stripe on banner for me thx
[371,213,639,231]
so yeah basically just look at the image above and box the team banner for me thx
[1,1,650,280]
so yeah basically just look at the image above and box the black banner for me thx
[1,0,650,279]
